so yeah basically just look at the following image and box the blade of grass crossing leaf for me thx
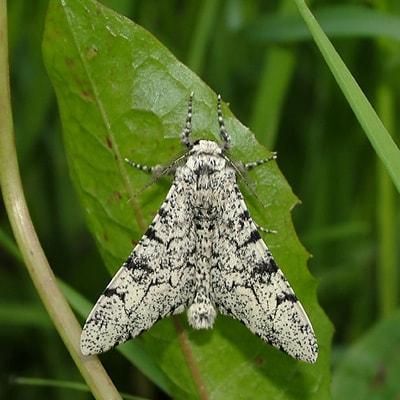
[294,0,400,193]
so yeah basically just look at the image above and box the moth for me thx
[80,93,318,363]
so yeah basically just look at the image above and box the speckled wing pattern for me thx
[80,93,318,363]
[80,179,197,355]
[211,181,317,362]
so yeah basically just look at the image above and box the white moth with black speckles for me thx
[80,93,318,363]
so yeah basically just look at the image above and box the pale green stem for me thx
[0,1,121,398]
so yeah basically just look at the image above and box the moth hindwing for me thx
[80,93,318,363]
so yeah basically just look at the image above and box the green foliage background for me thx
[1,0,400,399]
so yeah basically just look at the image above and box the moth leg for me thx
[124,158,164,176]
[244,152,278,234]
[255,223,277,235]
[244,152,277,170]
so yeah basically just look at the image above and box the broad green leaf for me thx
[43,0,331,398]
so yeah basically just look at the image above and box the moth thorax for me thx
[192,140,222,155]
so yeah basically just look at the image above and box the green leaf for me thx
[43,0,331,398]
[332,311,400,400]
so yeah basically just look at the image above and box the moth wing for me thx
[81,181,196,355]
[212,183,318,363]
